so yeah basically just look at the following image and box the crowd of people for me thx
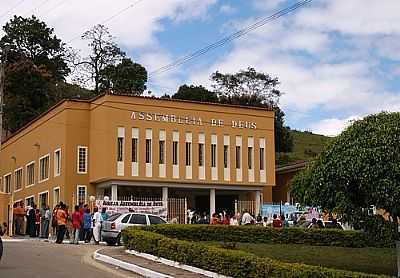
[12,201,109,244]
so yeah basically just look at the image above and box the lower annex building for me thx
[0,93,275,224]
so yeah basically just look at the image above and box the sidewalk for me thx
[98,247,208,278]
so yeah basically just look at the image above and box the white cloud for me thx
[219,4,236,15]
[252,0,286,11]
[310,115,361,137]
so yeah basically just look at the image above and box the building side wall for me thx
[272,171,298,203]
[0,104,69,209]
[0,193,9,225]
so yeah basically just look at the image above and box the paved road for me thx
[0,240,141,278]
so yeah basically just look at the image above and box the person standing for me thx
[55,204,67,244]
[28,205,37,237]
[241,210,254,225]
[41,205,51,239]
[51,205,59,239]
[83,208,92,243]
[35,208,41,237]
[92,207,102,244]
[272,214,283,228]
[71,206,81,245]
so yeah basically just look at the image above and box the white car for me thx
[101,212,167,245]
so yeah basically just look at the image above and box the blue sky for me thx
[1,0,400,136]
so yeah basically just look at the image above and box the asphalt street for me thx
[0,240,141,278]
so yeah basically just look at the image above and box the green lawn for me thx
[210,242,396,276]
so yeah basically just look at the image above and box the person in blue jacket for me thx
[83,209,92,243]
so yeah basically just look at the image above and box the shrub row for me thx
[138,224,394,248]
[122,228,389,278]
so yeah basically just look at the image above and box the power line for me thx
[0,0,26,21]
[66,0,145,44]
[40,0,68,17]
[148,0,313,78]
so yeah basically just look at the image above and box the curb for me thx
[126,250,231,278]
[93,248,173,278]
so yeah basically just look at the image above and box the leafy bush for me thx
[136,224,394,248]
[122,228,389,278]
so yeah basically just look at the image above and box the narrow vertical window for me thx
[39,155,50,181]
[54,149,61,176]
[77,186,87,204]
[248,146,253,169]
[131,138,138,162]
[15,169,23,191]
[117,137,124,162]
[77,146,88,174]
[185,142,191,166]
[173,141,178,165]
[235,146,241,169]
[159,140,165,164]
[146,139,152,163]
[260,147,265,170]
[211,144,217,167]
[223,145,229,168]
[4,174,11,193]
[53,187,60,207]
[198,143,204,166]
[27,163,35,186]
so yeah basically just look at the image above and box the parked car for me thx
[102,212,167,246]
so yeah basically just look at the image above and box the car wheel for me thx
[105,240,116,246]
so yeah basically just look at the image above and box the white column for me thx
[255,190,261,216]
[111,185,118,201]
[210,188,216,217]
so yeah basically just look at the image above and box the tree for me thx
[211,67,281,107]
[210,68,292,153]
[4,59,53,133]
[172,85,218,103]
[274,107,293,153]
[0,15,70,80]
[291,112,400,227]
[99,58,147,95]
[78,24,125,93]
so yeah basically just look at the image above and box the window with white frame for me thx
[185,142,191,166]
[117,137,124,162]
[26,162,35,186]
[53,187,60,207]
[260,147,265,170]
[77,146,88,174]
[211,143,217,167]
[39,155,50,181]
[54,149,61,176]
[159,140,165,164]
[132,138,138,162]
[15,168,23,191]
[198,143,204,166]
[4,174,11,193]
[248,146,253,169]
[235,146,241,169]
[26,196,34,207]
[223,145,229,168]
[145,138,152,163]
[172,141,178,165]
[77,186,87,205]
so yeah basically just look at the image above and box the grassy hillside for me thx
[277,130,332,166]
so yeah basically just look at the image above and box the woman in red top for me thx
[71,205,81,245]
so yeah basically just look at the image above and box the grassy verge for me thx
[208,242,396,276]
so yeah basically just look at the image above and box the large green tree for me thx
[172,85,218,103]
[99,58,147,95]
[0,15,70,80]
[291,112,400,225]
[0,16,73,133]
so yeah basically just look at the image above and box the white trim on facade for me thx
[25,160,35,188]
[38,190,50,207]
[54,148,61,177]
[14,167,23,192]
[76,185,87,205]
[132,128,139,177]
[145,128,153,178]
[53,186,60,208]
[117,127,125,176]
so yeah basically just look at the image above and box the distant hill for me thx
[276,130,332,166]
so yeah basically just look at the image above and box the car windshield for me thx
[107,213,122,221]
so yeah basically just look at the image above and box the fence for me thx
[235,200,256,216]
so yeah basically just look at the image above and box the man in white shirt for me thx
[92,207,102,244]
[241,210,254,225]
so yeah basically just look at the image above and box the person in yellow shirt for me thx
[55,203,67,244]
